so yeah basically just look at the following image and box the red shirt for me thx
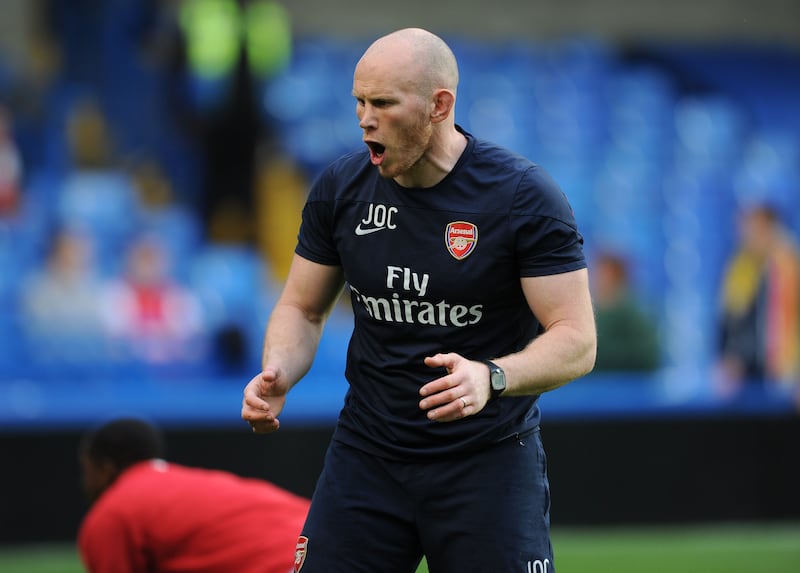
[78,460,310,573]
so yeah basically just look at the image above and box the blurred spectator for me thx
[56,94,145,276]
[0,104,22,215]
[101,233,206,365]
[253,151,306,281]
[165,0,292,243]
[42,0,108,85]
[78,417,311,573]
[66,94,116,170]
[130,155,175,210]
[20,226,108,362]
[591,250,661,372]
[716,203,800,394]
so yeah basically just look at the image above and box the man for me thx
[242,28,596,572]
[78,418,310,573]
[591,250,661,372]
[717,203,800,393]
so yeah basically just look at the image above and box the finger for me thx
[423,353,456,370]
[242,399,274,419]
[242,372,277,410]
[260,367,279,384]
[249,418,280,433]
[242,387,276,420]
[419,369,459,398]
[425,395,470,422]
[243,388,272,408]
[418,378,461,407]
[423,354,445,367]
[419,383,467,412]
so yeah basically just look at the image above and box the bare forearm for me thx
[262,302,326,389]
[493,270,596,396]
[496,323,596,396]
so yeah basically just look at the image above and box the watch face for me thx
[490,369,506,391]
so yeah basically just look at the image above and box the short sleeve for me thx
[512,166,586,277]
[295,169,341,266]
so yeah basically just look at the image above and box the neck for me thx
[394,125,467,188]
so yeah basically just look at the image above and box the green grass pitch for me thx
[1,523,798,572]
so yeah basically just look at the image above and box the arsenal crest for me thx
[294,536,308,571]
[445,221,478,260]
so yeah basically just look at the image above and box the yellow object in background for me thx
[255,155,306,282]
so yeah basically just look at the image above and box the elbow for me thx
[578,333,597,378]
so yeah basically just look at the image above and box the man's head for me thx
[592,251,631,306]
[79,418,165,502]
[353,28,460,186]
[739,203,782,258]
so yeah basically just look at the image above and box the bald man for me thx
[242,28,596,572]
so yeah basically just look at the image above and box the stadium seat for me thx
[56,169,141,275]
[674,95,749,167]
[188,244,276,329]
[139,205,204,281]
[605,66,676,162]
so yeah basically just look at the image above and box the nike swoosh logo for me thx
[355,224,387,236]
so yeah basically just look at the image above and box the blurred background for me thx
[0,0,799,565]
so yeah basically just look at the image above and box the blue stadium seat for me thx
[56,169,141,275]
[139,205,204,281]
[673,95,748,167]
[261,38,365,173]
[605,66,676,161]
[188,244,276,330]
[732,129,800,227]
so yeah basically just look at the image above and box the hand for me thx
[241,368,288,433]
[419,353,491,422]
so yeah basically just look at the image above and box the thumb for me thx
[424,353,455,370]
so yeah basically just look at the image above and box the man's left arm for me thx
[420,268,596,421]
[497,268,597,396]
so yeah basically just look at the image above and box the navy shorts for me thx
[295,428,555,573]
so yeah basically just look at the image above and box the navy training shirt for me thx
[296,128,586,460]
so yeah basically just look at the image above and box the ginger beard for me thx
[367,109,433,181]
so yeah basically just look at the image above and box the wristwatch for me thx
[482,359,506,401]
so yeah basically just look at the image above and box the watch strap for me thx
[482,359,505,400]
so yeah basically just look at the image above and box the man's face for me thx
[80,452,114,503]
[740,209,774,257]
[352,55,433,182]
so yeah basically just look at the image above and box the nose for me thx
[358,104,376,130]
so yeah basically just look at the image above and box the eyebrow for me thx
[352,92,397,103]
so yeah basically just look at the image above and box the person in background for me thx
[101,233,206,365]
[591,250,661,372]
[716,203,800,395]
[20,226,108,363]
[0,104,22,215]
[242,28,596,572]
[78,417,311,573]
[168,0,292,243]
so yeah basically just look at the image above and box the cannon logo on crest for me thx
[293,536,308,572]
[445,221,478,260]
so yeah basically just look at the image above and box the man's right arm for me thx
[242,254,344,432]
[78,511,141,573]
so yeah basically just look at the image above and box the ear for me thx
[95,458,121,491]
[430,89,455,123]
[81,454,122,502]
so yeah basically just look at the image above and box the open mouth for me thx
[366,141,386,165]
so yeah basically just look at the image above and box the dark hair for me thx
[596,251,629,282]
[81,418,165,469]
[746,202,780,224]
